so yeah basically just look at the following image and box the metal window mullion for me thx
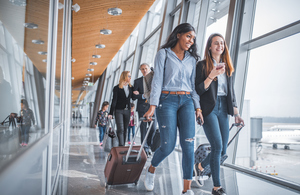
[242,20,300,51]
[140,23,162,47]
[44,0,59,194]
[196,0,210,57]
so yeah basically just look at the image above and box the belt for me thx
[161,91,190,95]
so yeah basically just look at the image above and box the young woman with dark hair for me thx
[108,71,134,146]
[143,23,203,195]
[194,33,244,195]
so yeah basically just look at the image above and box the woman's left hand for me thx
[196,110,204,125]
[235,115,244,127]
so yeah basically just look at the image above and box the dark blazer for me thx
[109,85,134,116]
[132,77,147,113]
[195,60,237,117]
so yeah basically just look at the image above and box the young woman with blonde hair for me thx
[108,71,134,146]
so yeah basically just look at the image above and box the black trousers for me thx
[115,109,131,146]
[138,104,157,153]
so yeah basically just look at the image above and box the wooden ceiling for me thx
[71,0,156,103]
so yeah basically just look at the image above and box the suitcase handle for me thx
[125,117,155,162]
[119,150,139,154]
[227,123,245,146]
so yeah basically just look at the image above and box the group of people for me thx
[95,63,157,156]
[95,23,244,195]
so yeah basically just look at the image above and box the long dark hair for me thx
[161,23,200,61]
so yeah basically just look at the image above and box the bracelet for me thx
[208,76,213,80]
[196,108,202,112]
[234,113,240,117]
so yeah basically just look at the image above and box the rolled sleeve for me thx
[150,49,165,106]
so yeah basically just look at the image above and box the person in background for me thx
[132,63,157,156]
[143,23,203,195]
[127,103,137,145]
[20,99,35,147]
[108,71,134,146]
[95,101,109,146]
[194,33,244,195]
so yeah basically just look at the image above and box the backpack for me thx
[143,49,167,104]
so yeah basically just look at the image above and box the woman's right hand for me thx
[108,115,113,119]
[143,105,156,122]
[209,63,226,79]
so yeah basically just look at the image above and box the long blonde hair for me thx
[118,71,132,88]
[204,33,234,77]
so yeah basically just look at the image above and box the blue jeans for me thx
[21,125,31,144]
[127,126,135,141]
[201,96,229,187]
[151,93,195,180]
[98,125,106,142]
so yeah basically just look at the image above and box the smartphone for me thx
[216,63,225,70]
[197,117,202,126]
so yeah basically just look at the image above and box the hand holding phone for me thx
[197,117,202,126]
[216,63,225,70]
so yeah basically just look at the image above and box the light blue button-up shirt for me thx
[150,48,200,109]
[212,59,228,96]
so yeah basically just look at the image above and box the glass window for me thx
[201,0,230,57]
[172,10,180,31]
[252,0,300,38]
[0,0,49,168]
[239,33,300,184]
[140,29,161,77]
[53,3,64,127]
[124,55,133,72]
[145,0,164,37]
[0,21,6,48]
[192,1,201,31]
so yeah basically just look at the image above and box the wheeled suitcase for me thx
[104,118,155,186]
[194,123,245,177]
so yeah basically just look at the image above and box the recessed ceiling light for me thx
[87,68,94,71]
[71,77,74,80]
[24,23,38,29]
[108,7,122,16]
[84,77,90,81]
[86,73,92,76]
[42,59,47,62]
[38,51,47,55]
[100,28,112,35]
[92,55,101,58]
[95,44,105,49]
[90,62,97,65]
[32,39,44,44]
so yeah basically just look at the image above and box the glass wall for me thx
[234,0,300,185]
[0,0,49,166]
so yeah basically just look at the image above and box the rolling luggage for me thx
[104,118,155,187]
[194,123,245,177]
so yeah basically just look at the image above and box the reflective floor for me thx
[57,125,299,195]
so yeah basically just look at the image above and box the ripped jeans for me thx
[151,93,195,180]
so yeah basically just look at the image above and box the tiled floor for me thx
[56,126,299,195]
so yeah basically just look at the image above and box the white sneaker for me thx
[181,190,194,195]
[144,166,155,191]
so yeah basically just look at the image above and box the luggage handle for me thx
[125,117,155,162]
[119,150,139,154]
[227,123,245,146]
